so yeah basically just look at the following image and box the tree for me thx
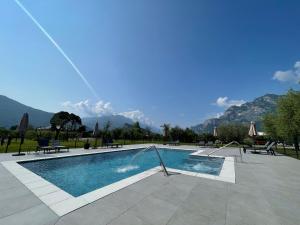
[10,125,18,131]
[183,128,198,143]
[112,128,123,140]
[263,113,279,140]
[276,90,300,157]
[218,124,248,143]
[132,122,143,140]
[170,126,183,141]
[50,111,81,140]
[199,133,215,143]
[161,124,171,142]
[69,113,82,131]
[102,121,112,144]
[144,126,152,142]
[263,113,287,153]
[78,125,86,133]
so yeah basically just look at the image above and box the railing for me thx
[208,141,243,162]
[144,145,169,176]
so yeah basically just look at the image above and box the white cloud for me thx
[118,110,153,126]
[61,100,113,117]
[61,100,153,125]
[273,61,300,83]
[214,97,245,108]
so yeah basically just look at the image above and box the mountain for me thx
[0,95,160,132]
[191,94,281,133]
[0,95,54,128]
[82,115,134,130]
[82,115,160,133]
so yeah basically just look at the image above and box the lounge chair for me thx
[168,140,180,146]
[105,142,122,148]
[251,141,276,155]
[36,138,54,154]
[103,139,122,148]
[197,141,206,146]
[206,141,214,147]
[266,142,276,155]
[253,141,270,150]
[52,140,69,152]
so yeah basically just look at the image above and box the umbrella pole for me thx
[5,143,8,153]
[253,137,256,153]
[18,142,22,154]
[94,138,97,149]
[12,136,25,156]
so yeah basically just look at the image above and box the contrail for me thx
[14,0,99,99]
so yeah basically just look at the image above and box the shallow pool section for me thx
[19,148,224,197]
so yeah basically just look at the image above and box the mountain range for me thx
[0,95,54,128]
[191,94,281,133]
[0,95,158,132]
[0,94,281,133]
[82,116,160,132]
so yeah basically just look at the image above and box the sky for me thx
[1,0,300,128]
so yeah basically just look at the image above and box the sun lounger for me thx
[197,141,206,146]
[206,141,214,147]
[251,141,276,155]
[105,143,122,148]
[253,141,270,150]
[102,138,122,148]
[52,140,69,152]
[168,140,180,146]
[265,142,276,155]
[36,139,54,154]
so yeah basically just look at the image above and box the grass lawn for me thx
[0,138,202,153]
[0,139,86,153]
[276,147,300,160]
[0,139,165,153]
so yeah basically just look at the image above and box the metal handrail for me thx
[144,145,169,176]
[208,141,243,162]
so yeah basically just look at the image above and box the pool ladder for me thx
[145,145,169,176]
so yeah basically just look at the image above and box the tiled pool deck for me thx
[0,144,299,225]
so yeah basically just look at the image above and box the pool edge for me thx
[1,147,235,217]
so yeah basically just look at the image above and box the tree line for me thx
[263,90,300,158]
[2,89,299,151]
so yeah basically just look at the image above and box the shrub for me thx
[218,124,248,143]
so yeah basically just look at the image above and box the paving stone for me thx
[0,204,58,225]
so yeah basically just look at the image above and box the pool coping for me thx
[1,146,235,217]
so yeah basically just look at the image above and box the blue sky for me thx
[1,0,300,128]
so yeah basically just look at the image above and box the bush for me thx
[25,130,37,140]
[243,137,254,146]
[84,140,90,149]
[218,124,248,143]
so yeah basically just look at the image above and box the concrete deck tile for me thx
[127,195,178,225]
[0,193,42,219]
[0,204,58,225]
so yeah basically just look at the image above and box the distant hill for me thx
[0,95,160,132]
[82,115,160,133]
[0,95,54,128]
[82,115,134,130]
[191,94,281,133]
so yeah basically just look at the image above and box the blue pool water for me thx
[19,148,224,197]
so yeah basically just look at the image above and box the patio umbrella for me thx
[213,126,218,137]
[248,121,257,152]
[248,121,257,137]
[13,113,29,156]
[93,121,99,148]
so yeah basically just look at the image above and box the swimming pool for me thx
[19,148,224,197]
